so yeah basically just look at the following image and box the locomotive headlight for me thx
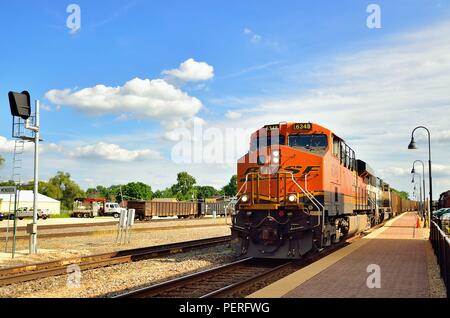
[272,156,280,164]
[272,150,280,157]
[241,195,249,203]
[288,194,297,203]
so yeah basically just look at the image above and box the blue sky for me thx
[1,0,450,198]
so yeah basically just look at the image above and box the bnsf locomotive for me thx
[231,122,416,259]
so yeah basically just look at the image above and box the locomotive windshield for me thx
[250,135,285,151]
[288,134,328,150]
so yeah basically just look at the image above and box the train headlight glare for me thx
[241,195,249,203]
[288,194,297,203]
[272,150,280,157]
[272,157,280,164]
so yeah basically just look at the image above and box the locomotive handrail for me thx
[287,172,324,230]
[227,174,251,216]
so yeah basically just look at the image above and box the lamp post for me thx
[411,160,426,223]
[411,173,423,221]
[408,126,432,229]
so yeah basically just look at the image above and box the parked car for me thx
[432,208,450,219]
[8,207,49,220]
[440,213,450,235]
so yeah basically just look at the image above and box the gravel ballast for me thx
[0,219,231,268]
[0,245,237,298]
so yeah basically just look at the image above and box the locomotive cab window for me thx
[288,134,328,152]
[250,135,285,151]
[332,136,340,158]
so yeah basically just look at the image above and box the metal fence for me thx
[430,220,450,297]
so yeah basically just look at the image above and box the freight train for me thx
[231,122,417,259]
[127,199,231,221]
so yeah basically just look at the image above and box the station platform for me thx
[249,212,447,298]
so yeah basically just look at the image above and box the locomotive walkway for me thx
[249,212,447,298]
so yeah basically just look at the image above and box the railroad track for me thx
[114,257,294,298]
[115,238,359,299]
[0,221,118,233]
[114,217,394,299]
[0,235,231,287]
[0,222,228,241]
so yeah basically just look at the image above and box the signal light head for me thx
[8,91,31,120]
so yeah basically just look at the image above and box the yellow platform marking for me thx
[247,213,407,298]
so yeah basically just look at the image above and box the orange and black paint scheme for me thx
[231,122,417,259]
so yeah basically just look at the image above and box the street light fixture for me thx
[408,126,433,229]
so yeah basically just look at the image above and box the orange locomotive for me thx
[231,122,414,259]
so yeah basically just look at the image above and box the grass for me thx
[49,212,72,219]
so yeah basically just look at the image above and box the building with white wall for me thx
[0,190,61,215]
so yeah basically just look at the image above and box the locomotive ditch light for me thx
[8,91,31,119]
[241,194,249,203]
[288,194,297,203]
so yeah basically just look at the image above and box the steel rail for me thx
[0,235,231,287]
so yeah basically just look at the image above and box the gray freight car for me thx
[127,200,199,221]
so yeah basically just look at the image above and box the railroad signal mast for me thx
[7,91,40,255]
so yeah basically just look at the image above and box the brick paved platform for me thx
[249,212,445,298]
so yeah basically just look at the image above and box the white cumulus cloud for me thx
[162,58,214,82]
[45,77,203,124]
[0,136,16,153]
[225,111,242,119]
[68,142,162,162]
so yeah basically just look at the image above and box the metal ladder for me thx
[4,117,28,253]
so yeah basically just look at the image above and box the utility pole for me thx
[7,91,40,255]
[25,100,40,254]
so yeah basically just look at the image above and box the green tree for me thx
[222,175,237,197]
[0,180,15,186]
[86,185,110,199]
[392,188,410,200]
[195,185,220,200]
[48,172,85,210]
[0,155,5,168]
[153,188,174,199]
[171,172,196,201]
[119,182,152,202]
[39,181,63,199]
